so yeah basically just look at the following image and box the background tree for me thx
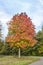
[0,21,3,54]
[6,13,37,58]
[0,21,2,42]
[35,25,43,56]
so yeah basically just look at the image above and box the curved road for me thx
[29,57,43,65]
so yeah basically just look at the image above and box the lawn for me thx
[0,56,39,65]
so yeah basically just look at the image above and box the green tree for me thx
[36,25,43,55]
[0,21,2,42]
[0,21,3,54]
[1,43,11,55]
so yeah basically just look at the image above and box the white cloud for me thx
[0,11,11,24]
[16,1,31,12]
[29,1,43,32]
[0,10,11,38]
[39,0,43,5]
[32,15,43,31]
[32,13,43,26]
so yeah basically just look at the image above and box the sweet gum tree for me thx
[6,13,37,58]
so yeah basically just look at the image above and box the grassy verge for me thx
[0,56,39,65]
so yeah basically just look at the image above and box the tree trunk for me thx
[18,48,21,58]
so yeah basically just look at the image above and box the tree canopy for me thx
[6,13,37,48]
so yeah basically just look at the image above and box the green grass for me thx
[0,55,39,65]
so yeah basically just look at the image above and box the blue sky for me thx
[0,0,43,38]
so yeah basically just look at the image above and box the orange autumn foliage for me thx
[6,12,37,48]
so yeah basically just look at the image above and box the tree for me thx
[0,21,2,42]
[6,13,37,58]
[35,25,43,55]
[1,43,11,55]
[0,21,3,54]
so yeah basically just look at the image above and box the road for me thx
[29,57,43,65]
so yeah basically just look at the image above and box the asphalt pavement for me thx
[29,57,43,65]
